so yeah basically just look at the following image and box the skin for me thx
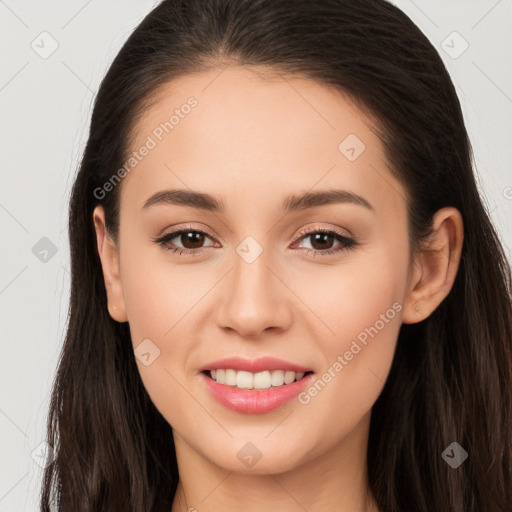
[93,65,463,512]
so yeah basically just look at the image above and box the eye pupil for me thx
[310,233,334,250]
[182,231,205,249]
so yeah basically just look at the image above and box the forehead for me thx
[120,65,405,216]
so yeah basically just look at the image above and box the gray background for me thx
[1,1,511,510]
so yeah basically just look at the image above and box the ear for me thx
[402,207,464,324]
[92,206,128,322]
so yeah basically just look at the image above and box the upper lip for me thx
[200,356,312,374]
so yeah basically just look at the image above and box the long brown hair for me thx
[41,0,512,510]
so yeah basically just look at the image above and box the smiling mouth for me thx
[202,369,314,390]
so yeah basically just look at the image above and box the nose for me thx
[214,246,293,338]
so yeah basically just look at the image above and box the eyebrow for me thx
[142,188,374,213]
[143,189,223,212]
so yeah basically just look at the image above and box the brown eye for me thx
[153,228,217,254]
[308,232,337,251]
[294,228,356,256]
[179,231,206,249]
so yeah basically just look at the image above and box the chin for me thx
[206,442,307,476]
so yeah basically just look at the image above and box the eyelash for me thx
[152,225,357,257]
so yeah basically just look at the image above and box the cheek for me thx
[120,253,202,424]
[119,242,215,405]
[294,240,406,342]
[120,241,208,344]
[292,242,408,419]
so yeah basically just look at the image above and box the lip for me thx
[200,370,316,414]
[199,356,312,374]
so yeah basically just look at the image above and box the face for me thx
[95,66,415,474]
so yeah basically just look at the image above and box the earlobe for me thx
[402,207,464,324]
[92,206,128,322]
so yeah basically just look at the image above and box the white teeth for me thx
[271,370,284,386]
[253,371,272,389]
[236,370,253,389]
[284,371,295,385]
[208,369,308,389]
[224,369,237,386]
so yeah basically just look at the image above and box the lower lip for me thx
[200,371,315,414]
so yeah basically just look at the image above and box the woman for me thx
[40,0,512,511]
